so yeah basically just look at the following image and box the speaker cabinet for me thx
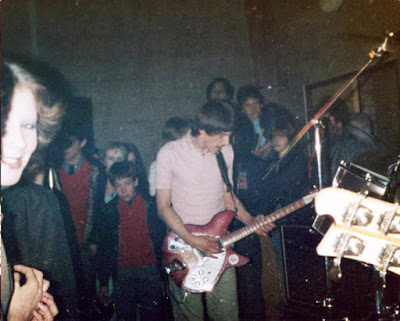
[282,225,377,318]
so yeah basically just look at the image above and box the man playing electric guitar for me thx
[156,100,274,321]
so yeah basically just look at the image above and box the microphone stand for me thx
[312,120,337,320]
[262,32,393,183]
[276,32,393,321]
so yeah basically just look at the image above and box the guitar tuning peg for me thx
[344,237,365,256]
[390,248,400,266]
[388,216,400,233]
[353,207,373,226]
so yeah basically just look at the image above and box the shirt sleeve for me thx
[155,145,173,190]
[148,161,157,196]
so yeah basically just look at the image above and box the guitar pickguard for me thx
[164,197,316,293]
[166,235,228,292]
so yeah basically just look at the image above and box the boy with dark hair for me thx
[321,97,350,139]
[156,100,273,321]
[190,100,235,136]
[98,161,166,321]
[236,85,265,107]
[55,122,106,247]
[52,120,107,305]
[233,88,297,320]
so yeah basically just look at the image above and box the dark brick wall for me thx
[3,0,399,167]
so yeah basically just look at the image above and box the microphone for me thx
[369,31,394,59]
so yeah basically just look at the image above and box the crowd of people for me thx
[1,57,393,321]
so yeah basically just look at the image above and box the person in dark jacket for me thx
[2,183,77,320]
[232,88,296,320]
[97,161,167,321]
[260,122,311,303]
[1,58,65,321]
[329,113,382,179]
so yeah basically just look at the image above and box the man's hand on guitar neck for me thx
[224,192,276,236]
[252,215,275,236]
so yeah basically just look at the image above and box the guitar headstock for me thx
[315,187,400,276]
[302,189,319,205]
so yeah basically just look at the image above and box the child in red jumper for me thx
[97,161,167,321]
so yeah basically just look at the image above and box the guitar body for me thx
[163,210,249,293]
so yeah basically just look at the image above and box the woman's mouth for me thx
[1,156,22,169]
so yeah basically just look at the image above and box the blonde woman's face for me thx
[1,87,38,186]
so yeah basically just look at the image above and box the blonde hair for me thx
[6,62,64,148]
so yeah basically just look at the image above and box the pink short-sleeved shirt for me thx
[156,133,234,225]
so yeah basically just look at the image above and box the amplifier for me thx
[282,225,376,318]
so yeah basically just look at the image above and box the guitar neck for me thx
[220,198,307,247]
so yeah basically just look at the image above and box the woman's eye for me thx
[23,122,37,129]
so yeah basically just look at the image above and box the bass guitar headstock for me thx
[314,187,400,277]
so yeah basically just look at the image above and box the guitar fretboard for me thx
[221,199,306,247]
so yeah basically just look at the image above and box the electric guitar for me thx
[314,187,400,276]
[163,192,317,293]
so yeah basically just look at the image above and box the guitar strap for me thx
[216,152,238,213]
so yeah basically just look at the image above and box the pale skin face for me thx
[1,87,38,187]
[192,130,231,155]
[104,148,126,170]
[271,134,290,154]
[209,82,228,101]
[114,177,138,203]
[243,97,261,121]
[1,83,59,321]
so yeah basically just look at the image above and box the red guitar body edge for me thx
[163,210,250,293]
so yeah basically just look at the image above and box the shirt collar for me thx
[184,132,200,153]
[63,156,85,173]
